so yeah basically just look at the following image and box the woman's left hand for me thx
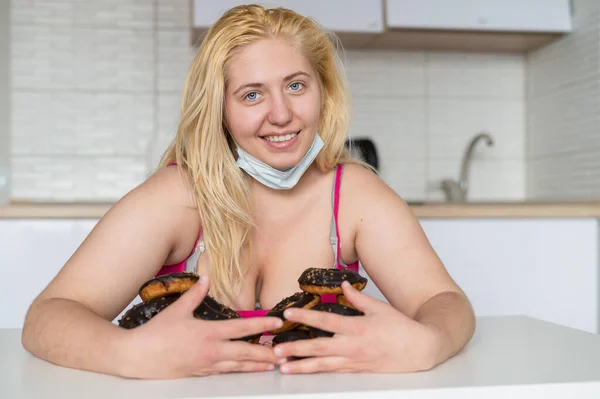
[273,281,442,374]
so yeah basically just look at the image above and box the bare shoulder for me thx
[112,165,201,253]
[338,162,421,245]
[105,165,200,237]
[129,165,197,207]
[341,163,411,211]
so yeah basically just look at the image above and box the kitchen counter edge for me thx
[2,202,600,219]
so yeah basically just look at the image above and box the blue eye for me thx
[289,82,303,91]
[245,92,258,101]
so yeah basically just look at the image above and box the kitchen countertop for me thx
[1,201,600,219]
[4,316,600,398]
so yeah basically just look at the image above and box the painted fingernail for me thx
[283,309,293,318]
[274,347,284,357]
[266,364,275,370]
[280,365,290,373]
[277,357,288,364]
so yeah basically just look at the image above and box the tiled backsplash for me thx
[526,0,600,200]
[9,0,525,202]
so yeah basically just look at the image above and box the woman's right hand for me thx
[119,276,283,379]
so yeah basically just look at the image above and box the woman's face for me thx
[224,38,321,171]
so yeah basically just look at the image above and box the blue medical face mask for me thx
[235,132,324,190]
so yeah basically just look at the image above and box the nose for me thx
[267,92,293,126]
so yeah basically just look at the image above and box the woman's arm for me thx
[345,164,475,365]
[21,166,201,376]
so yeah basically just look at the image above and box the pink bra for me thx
[157,163,360,317]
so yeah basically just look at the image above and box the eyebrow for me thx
[232,71,311,95]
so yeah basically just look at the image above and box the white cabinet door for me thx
[386,0,572,33]
[423,219,598,334]
[360,218,599,334]
[193,0,384,33]
[0,219,98,329]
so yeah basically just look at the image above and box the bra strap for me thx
[329,164,344,268]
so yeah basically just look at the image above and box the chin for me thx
[261,149,307,171]
[269,157,302,171]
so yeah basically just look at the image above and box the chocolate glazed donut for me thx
[272,330,312,360]
[298,267,368,294]
[118,294,182,329]
[193,296,261,344]
[119,293,235,329]
[266,292,321,334]
[272,330,311,345]
[336,294,359,310]
[139,272,199,302]
[193,295,241,321]
[120,288,260,343]
[305,303,364,338]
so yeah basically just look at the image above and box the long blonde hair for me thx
[158,4,359,303]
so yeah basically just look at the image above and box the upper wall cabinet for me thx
[192,0,384,33]
[374,0,572,52]
[191,0,573,53]
[386,0,572,33]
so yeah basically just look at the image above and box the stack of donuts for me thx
[118,272,262,342]
[118,272,198,329]
[269,267,367,347]
[118,267,368,346]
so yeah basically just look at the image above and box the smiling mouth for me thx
[261,131,299,143]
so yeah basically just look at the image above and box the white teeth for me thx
[264,133,297,143]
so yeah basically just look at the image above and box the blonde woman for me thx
[21,5,475,379]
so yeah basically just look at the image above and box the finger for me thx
[279,356,349,374]
[214,317,283,340]
[283,307,355,335]
[273,337,339,359]
[170,275,210,312]
[340,281,384,314]
[214,360,275,373]
[218,341,280,363]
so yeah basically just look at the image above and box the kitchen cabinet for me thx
[193,0,571,34]
[192,0,384,33]
[386,0,572,33]
[190,0,572,53]
[360,218,599,335]
[0,219,98,329]
[3,218,598,333]
[374,0,572,52]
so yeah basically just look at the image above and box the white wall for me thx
[10,0,526,203]
[526,0,600,200]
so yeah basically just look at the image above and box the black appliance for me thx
[345,138,379,172]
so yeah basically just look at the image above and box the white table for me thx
[4,316,600,398]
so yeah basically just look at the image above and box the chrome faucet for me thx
[440,132,494,202]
